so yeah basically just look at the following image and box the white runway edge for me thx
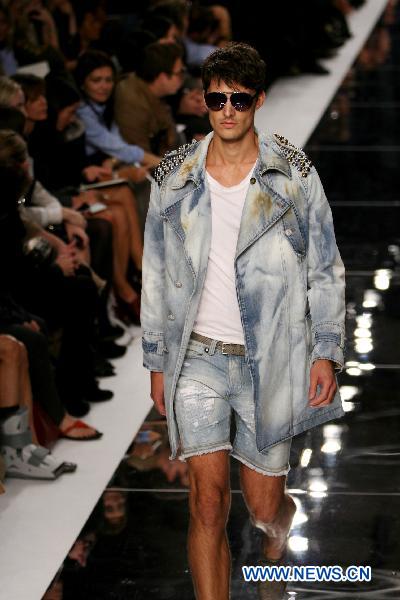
[0,2,389,599]
[255,0,389,146]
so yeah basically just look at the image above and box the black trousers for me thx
[17,265,99,403]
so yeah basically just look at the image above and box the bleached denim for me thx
[175,337,291,476]
[141,131,346,460]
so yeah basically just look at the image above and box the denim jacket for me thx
[141,131,346,459]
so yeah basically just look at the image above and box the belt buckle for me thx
[221,342,229,355]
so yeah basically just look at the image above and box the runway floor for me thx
[14,3,400,599]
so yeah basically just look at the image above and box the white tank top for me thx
[193,165,256,344]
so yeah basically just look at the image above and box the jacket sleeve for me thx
[140,180,166,372]
[306,167,346,371]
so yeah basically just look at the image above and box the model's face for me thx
[83,66,114,104]
[26,92,47,121]
[205,78,265,143]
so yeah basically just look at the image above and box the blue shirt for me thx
[77,101,145,164]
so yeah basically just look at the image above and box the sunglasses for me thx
[204,91,258,112]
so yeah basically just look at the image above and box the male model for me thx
[141,42,345,600]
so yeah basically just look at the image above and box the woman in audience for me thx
[0,130,102,440]
[0,79,119,341]
[30,75,144,322]
[75,49,161,174]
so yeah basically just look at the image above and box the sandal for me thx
[60,420,103,441]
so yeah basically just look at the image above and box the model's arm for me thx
[141,180,167,415]
[306,166,346,373]
[141,179,166,373]
[305,167,345,407]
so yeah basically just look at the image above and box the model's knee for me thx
[249,502,281,529]
[190,487,230,529]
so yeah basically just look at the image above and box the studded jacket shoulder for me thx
[273,133,313,178]
[154,140,199,187]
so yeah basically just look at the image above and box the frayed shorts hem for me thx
[178,443,233,462]
[231,451,290,477]
[177,445,290,477]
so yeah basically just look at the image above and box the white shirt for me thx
[193,165,256,344]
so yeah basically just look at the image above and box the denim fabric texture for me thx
[141,131,346,460]
[175,337,292,476]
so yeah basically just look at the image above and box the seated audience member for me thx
[0,128,113,416]
[48,0,79,69]
[8,0,65,72]
[114,42,185,156]
[74,50,160,174]
[1,79,117,339]
[29,75,143,322]
[0,4,19,76]
[11,74,90,258]
[12,72,48,136]
[0,334,78,479]
[0,75,25,112]
[61,0,107,67]
[140,13,180,44]
[0,131,102,439]
[147,0,190,42]
[183,4,219,68]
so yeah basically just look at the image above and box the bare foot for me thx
[60,414,99,439]
[262,494,296,561]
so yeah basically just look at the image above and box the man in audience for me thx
[114,42,185,156]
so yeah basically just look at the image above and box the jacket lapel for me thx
[235,135,293,259]
[161,132,294,277]
[161,135,212,279]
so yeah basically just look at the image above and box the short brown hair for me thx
[136,42,183,83]
[202,42,266,94]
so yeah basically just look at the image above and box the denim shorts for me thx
[174,335,291,477]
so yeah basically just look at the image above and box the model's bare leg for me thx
[187,450,231,600]
[240,466,296,560]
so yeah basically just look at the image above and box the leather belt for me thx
[190,332,246,356]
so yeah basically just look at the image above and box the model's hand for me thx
[150,371,166,416]
[308,359,337,407]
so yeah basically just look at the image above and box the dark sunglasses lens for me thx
[231,93,254,111]
[205,92,226,111]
